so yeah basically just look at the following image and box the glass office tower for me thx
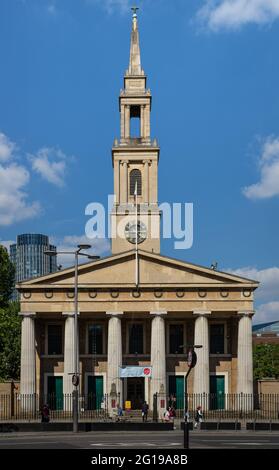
[10,234,57,299]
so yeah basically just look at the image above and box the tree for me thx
[0,245,15,307]
[0,301,21,381]
[253,343,279,380]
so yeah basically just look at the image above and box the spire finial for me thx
[128,5,143,76]
[131,6,139,17]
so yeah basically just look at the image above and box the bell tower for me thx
[111,10,160,254]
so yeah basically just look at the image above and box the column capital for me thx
[193,310,211,317]
[106,311,123,317]
[62,311,80,317]
[237,310,254,318]
[150,311,167,316]
[19,312,36,318]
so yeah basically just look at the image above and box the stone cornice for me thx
[237,310,254,318]
[193,310,211,316]
[150,311,167,316]
[19,312,36,318]
[106,311,124,316]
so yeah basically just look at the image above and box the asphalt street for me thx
[0,430,278,449]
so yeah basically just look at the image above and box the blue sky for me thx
[1,0,279,322]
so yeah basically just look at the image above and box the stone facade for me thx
[18,13,259,412]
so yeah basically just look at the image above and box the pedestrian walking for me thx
[194,405,203,429]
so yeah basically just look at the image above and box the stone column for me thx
[114,159,120,204]
[62,312,76,398]
[145,103,150,139]
[122,161,128,204]
[144,160,149,204]
[150,311,167,417]
[140,105,145,138]
[106,312,123,414]
[120,104,125,140]
[237,311,254,397]
[124,105,130,138]
[19,312,36,411]
[193,311,210,401]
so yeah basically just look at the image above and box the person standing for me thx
[41,403,50,423]
[141,401,149,422]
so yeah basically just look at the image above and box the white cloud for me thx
[52,234,111,268]
[197,0,279,31]
[253,301,279,323]
[0,131,41,226]
[0,132,16,162]
[29,147,67,187]
[228,266,279,301]
[227,266,279,323]
[0,240,15,251]
[243,136,279,199]
[0,163,40,225]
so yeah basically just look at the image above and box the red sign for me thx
[143,368,151,376]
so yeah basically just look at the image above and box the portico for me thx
[18,11,258,413]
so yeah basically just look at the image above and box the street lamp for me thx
[45,245,100,433]
[181,344,203,449]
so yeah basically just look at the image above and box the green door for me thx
[88,376,104,410]
[169,376,184,410]
[47,376,63,410]
[210,375,225,409]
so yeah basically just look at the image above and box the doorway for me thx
[210,375,225,409]
[127,378,144,409]
[168,375,184,410]
[87,376,104,410]
[47,376,63,410]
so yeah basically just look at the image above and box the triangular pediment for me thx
[18,249,259,289]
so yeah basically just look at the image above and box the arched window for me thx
[130,169,142,196]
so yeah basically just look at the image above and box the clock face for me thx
[125,220,147,244]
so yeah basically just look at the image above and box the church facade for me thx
[18,13,258,413]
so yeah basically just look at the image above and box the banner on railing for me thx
[119,366,152,378]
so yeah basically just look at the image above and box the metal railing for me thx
[0,393,110,422]
[1,392,279,422]
[153,393,279,421]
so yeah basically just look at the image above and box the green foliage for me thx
[0,302,21,381]
[253,343,279,380]
[0,245,15,307]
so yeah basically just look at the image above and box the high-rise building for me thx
[10,234,57,298]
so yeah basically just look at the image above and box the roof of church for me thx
[17,248,259,288]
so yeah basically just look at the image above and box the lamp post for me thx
[182,344,202,449]
[45,245,100,433]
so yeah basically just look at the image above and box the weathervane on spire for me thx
[131,6,139,17]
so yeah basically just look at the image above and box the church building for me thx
[18,12,258,414]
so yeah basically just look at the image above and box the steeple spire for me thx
[128,7,144,76]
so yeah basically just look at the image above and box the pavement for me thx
[0,430,279,449]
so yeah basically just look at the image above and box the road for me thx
[0,430,278,449]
